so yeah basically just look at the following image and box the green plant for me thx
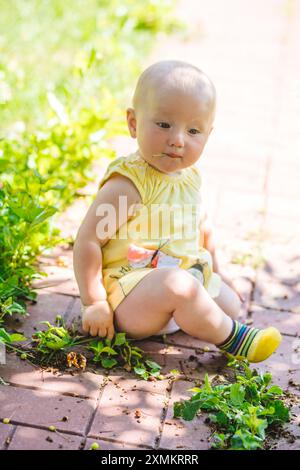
[173,358,290,450]
[32,317,91,355]
[88,332,162,380]
[0,327,32,363]
[13,319,161,381]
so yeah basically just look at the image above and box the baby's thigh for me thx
[214,280,241,319]
[114,267,196,339]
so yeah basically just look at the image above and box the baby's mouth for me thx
[152,153,182,159]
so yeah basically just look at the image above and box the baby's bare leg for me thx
[114,267,233,344]
[214,281,241,320]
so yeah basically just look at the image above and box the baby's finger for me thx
[90,326,99,337]
[82,319,89,333]
[98,328,107,338]
[107,324,115,341]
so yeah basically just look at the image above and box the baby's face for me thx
[127,86,214,175]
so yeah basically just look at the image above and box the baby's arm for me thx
[73,174,141,338]
[200,209,245,303]
[199,209,219,272]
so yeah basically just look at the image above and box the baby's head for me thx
[127,60,216,175]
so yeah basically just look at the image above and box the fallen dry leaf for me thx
[67,352,87,370]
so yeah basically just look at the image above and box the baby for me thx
[73,60,281,363]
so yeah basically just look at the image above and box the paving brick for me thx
[88,376,168,447]
[256,242,300,285]
[163,344,228,381]
[64,297,82,329]
[32,265,79,296]
[253,280,300,313]
[250,305,300,336]
[1,354,105,399]
[5,290,73,338]
[0,422,14,450]
[85,437,147,450]
[272,403,300,449]
[254,335,300,394]
[160,380,211,450]
[134,340,167,368]
[0,385,95,435]
[8,426,84,450]
[164,331,219,350]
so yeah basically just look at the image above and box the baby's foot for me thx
[217,320,282,363]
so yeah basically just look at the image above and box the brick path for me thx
[1,0,300,450]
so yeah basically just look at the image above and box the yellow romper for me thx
[99,151,221,317]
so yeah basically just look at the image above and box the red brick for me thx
[254,335,300,394]
[0,385,95,434]
[8,425,83,450]
[163,344,228,381]
[160,380,211,450]
[32,265,79,297]
[1,354,105,400]
[256,242,300,286]
[0,422,14,450]
[85,437,146,450]
[6,290,73,338]
[88,376,168,447]
[251,305,300,336]
[253,281,300,313]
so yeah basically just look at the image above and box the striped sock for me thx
[217,320,260,358]
[217,319,282,363]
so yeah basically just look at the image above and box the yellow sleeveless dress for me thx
[99,151,221,314]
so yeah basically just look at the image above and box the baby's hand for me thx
[81,300,115,340]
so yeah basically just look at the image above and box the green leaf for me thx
[0,328,12,343]
[113,332,127,346]
[145,360,161,371]
[100,346,118,355]
[180,400,202,421]
[229,383,245,406]
[29,207,57,228]
[266,385,283,396]
[230,429,263,450]
[271,400,290,423]
[133,366,148,380]
[101,358,118,369]
[203,373,212,393]
[9,333,27,343]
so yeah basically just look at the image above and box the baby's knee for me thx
[164,268,200,301]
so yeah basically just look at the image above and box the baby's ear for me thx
[126,108,137,138]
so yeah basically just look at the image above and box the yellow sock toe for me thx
[247,327,282,363]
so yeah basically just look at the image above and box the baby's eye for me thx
[156,122,170,129]
[189,128,200,135]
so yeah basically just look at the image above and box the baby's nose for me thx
[168,131,184,147]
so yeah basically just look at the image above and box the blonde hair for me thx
[132,60,216,121]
